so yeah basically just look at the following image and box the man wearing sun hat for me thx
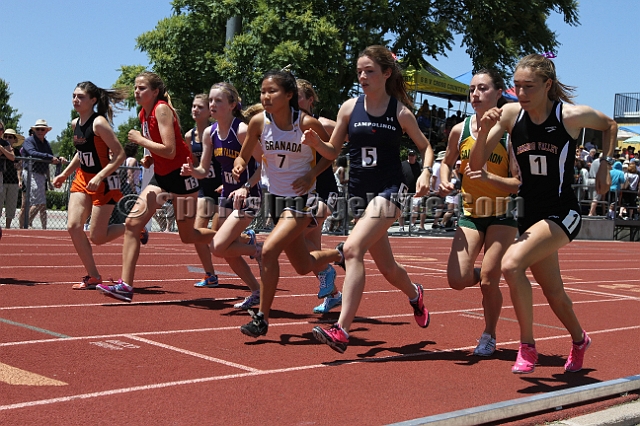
[0,126,22,228]
[20,119,61,229]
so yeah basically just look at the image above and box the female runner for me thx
[182,82,262,309]
[184,93,222,288]
[307,45,434,353]
[53,81,128,290]
[439,69,520,357]
[469,54,616,373]
[96,72,217,302]
[296,78,342,314]
[233,69,342,337]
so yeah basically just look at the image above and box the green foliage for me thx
[46,190,68,210]
[51,110,79,159]
[125,0,579,122]
[0,79,23,132]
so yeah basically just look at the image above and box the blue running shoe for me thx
[96,280,134,302]
[194,272,219,288]
[317,264,337,298]
[245,229,256,248]
[313,291,342,314]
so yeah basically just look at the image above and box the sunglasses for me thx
[35,128,48,131]
[0,128,4,132]
[5,135,15,139]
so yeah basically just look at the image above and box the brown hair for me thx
[474,69,507,108]
[515,54,575,104]
[242,103,264,121]
[297,78,319,115]
[359,45,412,109]
[136,71,181,128]
[75,81,128,124]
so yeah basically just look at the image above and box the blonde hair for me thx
[242,103,264,121]
[516,54,575,104]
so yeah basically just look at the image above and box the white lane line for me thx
[0,296,635,348]
[2,324,640,412]
[125,335,259,372]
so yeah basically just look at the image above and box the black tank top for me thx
[347,95,404,192]
[511,101,578,207]
[74,113,109,174]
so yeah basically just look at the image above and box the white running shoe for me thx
[473,332,496,356]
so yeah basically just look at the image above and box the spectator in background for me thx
[0,123,17,229]
[20,119,61,229]
[0,128,23,228]
[430,150,446,228]
[588,151,603,216]
[621,160,639,219]
[399,149,425,232]
[120,142,141,196]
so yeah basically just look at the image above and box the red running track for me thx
[0,229,639,425]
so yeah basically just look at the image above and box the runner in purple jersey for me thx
[182,82,262,310]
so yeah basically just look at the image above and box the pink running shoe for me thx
[410,284,430,328]
[312,324,349,354]
[565,331,591,372]
[512,343,538,374]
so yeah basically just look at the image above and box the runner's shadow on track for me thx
[244,329,386,351]
[133,286,183,296]
[516,369,600,394]
[0,278,40,286]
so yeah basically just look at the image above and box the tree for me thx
[130,0,579,119]
[0,79,23,132]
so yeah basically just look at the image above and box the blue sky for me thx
[3,0,639,141]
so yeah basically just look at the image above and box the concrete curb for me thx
[554,399,640,426]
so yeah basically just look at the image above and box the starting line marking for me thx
[0,363,67,387]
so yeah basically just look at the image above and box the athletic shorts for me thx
[518,202,582,242]
[198,177,220,200]
[218,193,261,216]
[267,192,317,227]
[458,215,518,234]
[348,182,408,218]
[149,168,200,195]
[71,169,123,206]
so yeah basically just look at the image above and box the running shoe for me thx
[317,264,337,298]
[72,275,102,290]
[312,323,349,354]
[234,292,260,310]
[240,310,268,338]
[512,343,538,374]
[473,332,496,357]
[96,280,134,302]
[313,292,342,314]
[194,272,219,288]
[334,242,345,270]
[410,284,430,328]
[140,228,149,245]
[564,331,592,372]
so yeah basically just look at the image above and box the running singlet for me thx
[212,117,257,197]
[261,108,316,197]
[74,113,110,175]
[190,127,222,184]
[458,116,513,217]
[510,101,578,209]
[347,95,405,194]
[139,100,192,176]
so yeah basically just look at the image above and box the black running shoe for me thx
[240,310,268,338]
[334,242,345,270]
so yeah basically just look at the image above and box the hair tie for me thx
[542,52,557,59]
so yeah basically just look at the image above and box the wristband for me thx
[422,166,433,174]
[243,181,252,189]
